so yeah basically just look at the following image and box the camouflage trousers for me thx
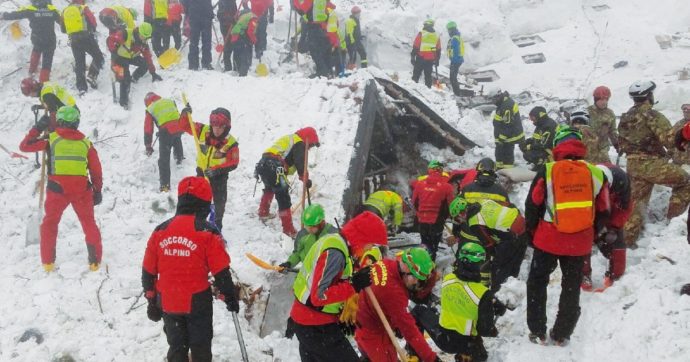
[624,155,690,246]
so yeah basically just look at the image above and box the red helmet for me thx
[144,92,161,106]
[99,8,119,28]
[20,77,40,97]
[351,5,361,15]
[295,126,320,147]
[177,176,212,202]
[209,107,231,128]
[593,86,611,101]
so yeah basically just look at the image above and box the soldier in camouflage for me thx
[618,81,690,246]
[487,89,525,169]
[670,104,690,166]
[587,86,619,164]
[568,110,600,165]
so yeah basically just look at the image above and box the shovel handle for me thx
[364,287,408,361]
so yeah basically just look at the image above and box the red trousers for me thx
[40,188,102,264]
[355,329,397,362]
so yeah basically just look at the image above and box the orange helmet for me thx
[593,86,611,101]
[144,92,161,106]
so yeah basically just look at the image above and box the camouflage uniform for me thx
[587,105,618,164]
[670,119,690,165]
[618,103,690,246]
[573,124,601,164]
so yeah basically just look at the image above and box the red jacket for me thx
[19,127,103,193]
[230,15,258,44]
[167,2,184,24]
[179,119,240,171]
[82,6,97,31]
[412,170,455,224]
[449,168,478,192]
[142,214,230,313]
[250,0,273,17]
[526,140,610,256]
[107,29,157,74]
[355,259,437,362]
[413,31,441,61]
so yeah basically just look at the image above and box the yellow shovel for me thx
[10,22,23,40]
[256,58,269,77]
[159,39,188,69]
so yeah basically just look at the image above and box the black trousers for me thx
[293,322,359,362]
[347,40,367,66]
[449,63,461,95]
[30,43,56,72]
[158,129,184,188]
[114,55,147,108]
[418,221,445,261]
[167,21,182,50]
[256,156,291,210]
[151,19,170,56]
[255,14,268,57]
[219,20,234,71]
[232,39,253,76]
[411,305,488,361]
[189,19,212,69]
[491,237,527,291]
[196,167,229,230]
[307,23,330,77]
[70,33,104,92]
[412,58,434,88]
[495,141,516,168]
[527,248,584,340]
[163,289,214,362]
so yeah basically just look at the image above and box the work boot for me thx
[258,191,274,219]
[39,68,50,82]
[581,275,593,291]
[528,332,547,345]
[89,263,100,272]
[279,209,297,238]
[455,354,473,362]
[87,73,98,89]
[43,263,55,273]
[160,184,170,192]
[549,328,569,346]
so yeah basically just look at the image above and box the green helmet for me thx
[428,160,443,170]
[128,7,138,19]
[459,242,486,264]
[449,197,468,218]
[56,106,80,123]
[138,22,153,39]
[424,19,435,27]
[402,247,434,281]
[446,21,457,30]
[553,124,582,147]
[302,204,325,227]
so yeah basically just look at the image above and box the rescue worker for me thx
[618,80,690,247]
[99,6,136,34]
[166,0,184,50]
[182,0,214,70]
[292,0,334,78]
[61,0,104,94]
[525,125,610,345]
[487,88,524,169]
[355,248,439,362]
[446,21,464,96]
[230,9,258,77]
[143,92,186,192]
[141,176,241,362]
[587,86,618,163]
[410,160,450,191]
[106,22,162,109]
[460,158,509,203]
[670,103,690,166]
[250,0,274,59]
[411,243,506,362]
[582,163,632,291]
[1,0,61,82]
[412,160,455,260]
[255,127,319,237]
[325,5,345,77]
[568,110,602,165]
[279,203,338,270]
[361,189,404,232]
[289,211,385,362]
[20,80,78,131]
[412,19,441,88]
[217,0,238,71]
[144,0,170,57]
[521,106,557,169]
[449,197,525,291]
[673,118,690,244]
[345,6,367,69]
[178,106,239,231]
[19,106,103,272]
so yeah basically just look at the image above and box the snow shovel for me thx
[434,66,443,89]
[245,253,297,273]
[26,151,46,246]
[159,39,188,69]
[255,59,269,77]
[231,312,249,362]
[10,21,23,40]
[364,287,408,361]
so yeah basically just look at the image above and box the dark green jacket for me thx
[286,223,338,267]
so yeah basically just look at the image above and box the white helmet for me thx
[628,80,656,99]
[569,109,590,125]
[483,85,502,99]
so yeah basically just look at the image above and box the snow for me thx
[1,0,690,361]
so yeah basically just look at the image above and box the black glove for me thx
[339,322,356,336]
[146,299,162,322]
[224,291,240,313]
[675,129,687,152]
[93,191,102,206]
[278,262,292,273]
[204,168,219,179]
[304,179,312,189]
[36,115,50,132]
[181,103,192,115]
[151,73,163,82]
[285,317,296,339]
[492,299,507,317]
[145,145,154,156]
[350,266,372,292]
[604,229,618,244]
[31,104,45,113]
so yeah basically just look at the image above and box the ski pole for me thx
[231,312,249,362]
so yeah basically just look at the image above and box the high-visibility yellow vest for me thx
[363,190,403,226]
[446,34,465,58]
[49,132,91,176]
[152,0,169,19]
[467,199,520,234]
[439,273,487,336]
[146,98,179,127]
[420,31,439,52]
[196,126,238,171]
[113,6,135,31]
[264,134,303,174]
[40,82,76,108]
[312,0,327,23]
[293,234,353,314]
[116,28,135,59]
[326,11,338,33]
[63,4,88,35]
[345,17,356,43]
[231,12,255,36]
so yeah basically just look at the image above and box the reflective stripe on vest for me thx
[439,274,487,336]
[231,12,254,36]
[116,28,135,59]
[264,134,302,159]
[40,82,76,108]
[446,35,464,59]
[196,125,238,171]
[363,190,403,225]
[63,5,87,35]
[468,199,519,233]
[146,98,179,127]
[326,12,338,33]
[49,132,90,176]
[463,191,507,203]
[293,234,353,314]
[153,0,169,19]
[312,0,327,22]
[544,160,604,231]
[420,31,439,53]
[345,18,356,43]
[113,6,135,31]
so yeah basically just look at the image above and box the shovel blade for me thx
[25,213,41,246]
[256,62,269,77]
[10,22,24,40]
[158,48,182,69]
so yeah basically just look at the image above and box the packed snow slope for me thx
[0,0,689,361]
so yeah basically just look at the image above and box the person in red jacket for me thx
[19,106,103,272]
[166,0,184,50]
[143,92,187,192]
[355,247,439,362]
[674,119,690,244]
[230,9,259,77]
[61,0,104,94]
[582,163,632,291]
[217,0,238,71]
[289,211,385,362]
[248,0,274,59]
[142,176,240,362]
[412,19,441,88]
[412,160,455,260]
[525,126,610,345]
